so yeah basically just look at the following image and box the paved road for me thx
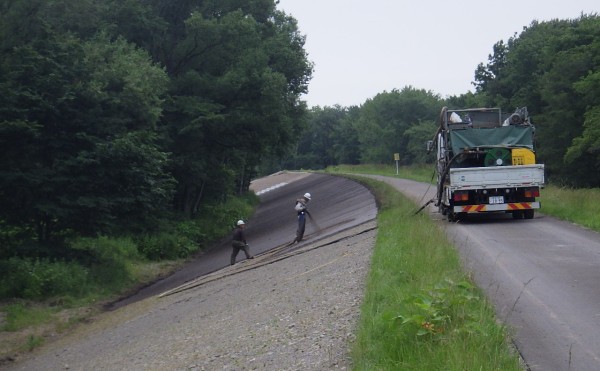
[367,175,600,371]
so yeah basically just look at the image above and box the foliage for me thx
[355,87,443,164]
[289,105,359,170]
[473,14,600,186]
[395,279,480,338]
[347,176,521,370]
[289,88,443,170]
[0,258,89,299]
[0,14,173,241]
[0,0,312,258]
[540,185,600,232]
[1,303,55,332]
[325,164,435,184]
[564,70,600,184]
[0,191,259,358]
[156,4,312,216]
[403,120,437,165]
[136,232,195,261]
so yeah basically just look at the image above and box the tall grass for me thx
[541,185,600,232]
[327,164,435,183]
[349,177,522,370]
[0,191,260,357]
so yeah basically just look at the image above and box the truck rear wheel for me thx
[512,211,524,219]
[524,209,535,219]
[447,211,455,222]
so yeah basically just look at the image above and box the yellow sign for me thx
[394,153,400,161]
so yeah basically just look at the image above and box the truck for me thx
[427,107,545,222]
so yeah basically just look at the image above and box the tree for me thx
[471,14,600,186]
[292,106,348,169]
[0,5,172,242]
[354,87,442,164]
[154,5,312,215]
[404,120,438,165]
[564,69,600,186]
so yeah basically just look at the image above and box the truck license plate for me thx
[489,196,504,204]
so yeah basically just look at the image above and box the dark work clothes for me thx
[296,212,306,242]
[294,198,309,242]
[231,226,252,265]
[232,227,246,244]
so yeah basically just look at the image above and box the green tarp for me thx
[448,126,534,154]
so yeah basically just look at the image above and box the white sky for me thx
[276,0,599,107]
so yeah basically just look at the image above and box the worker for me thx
[231,220,253,265]
[293,193,311,243]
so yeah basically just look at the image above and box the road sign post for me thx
[394,153,400,175]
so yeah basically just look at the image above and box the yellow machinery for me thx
[512,148,536,165]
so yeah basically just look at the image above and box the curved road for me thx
[368,175,600,371]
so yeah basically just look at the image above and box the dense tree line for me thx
[0,0,312,248]
[473,14,600,186]
[1,4,599,262]
[290,14,600,188]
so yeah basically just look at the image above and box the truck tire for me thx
[524,209,535,219]
[512,211,524,219]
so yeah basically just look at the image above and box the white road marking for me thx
[255,182,288,195]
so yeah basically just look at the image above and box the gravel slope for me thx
[8,223,377,371]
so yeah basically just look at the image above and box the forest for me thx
[1,1,599,298]
[290,14,600,189]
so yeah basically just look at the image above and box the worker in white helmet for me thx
[292,192,312,243]
[231,220,253,265]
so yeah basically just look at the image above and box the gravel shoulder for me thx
[7,187,377,370]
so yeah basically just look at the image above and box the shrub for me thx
[69,236,141,289]
[0,258,89,299]
[136,232,195,261]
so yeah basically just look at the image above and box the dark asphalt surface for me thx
[109,173,377,310]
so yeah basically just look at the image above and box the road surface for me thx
[368,175,600,371]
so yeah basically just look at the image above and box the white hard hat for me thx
[304,192,311,200]
[237,220,245,226]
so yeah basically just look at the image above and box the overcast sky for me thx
[276,0,599,107]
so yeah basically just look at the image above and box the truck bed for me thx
[448,164,545,190]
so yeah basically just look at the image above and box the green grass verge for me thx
[540,185,600,232]
[346,176,522,370]
[327,164,435,183]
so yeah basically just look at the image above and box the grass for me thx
[0,192,259,359]
[0,260,181,360]
[344,175,522,370]
[327,164,600,369]
[326,163,600,233]
[327,164,435,183]
[540,185,600,232]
